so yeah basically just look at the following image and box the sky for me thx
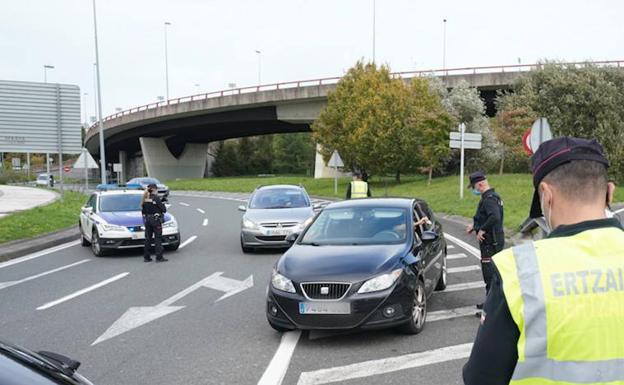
[1,0,622,121]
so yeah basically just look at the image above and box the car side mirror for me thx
[238,205,247,212]
[286,232,300,246]
[421,230,438,242]
[82,206,93,215]
[313,203,322,210]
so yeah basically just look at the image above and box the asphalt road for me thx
[0,192,487,385]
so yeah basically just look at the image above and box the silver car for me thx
[239,185,317,252]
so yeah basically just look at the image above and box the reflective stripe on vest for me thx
[502,240,624,384]
[350,181,368,198]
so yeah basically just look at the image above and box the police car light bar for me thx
[95,183,144,191]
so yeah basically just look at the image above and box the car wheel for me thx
[165,242,180,251]
[399,279,427,334]
[435,254,447,291]
[91,229,104,257]
[80,224,90,247]
[240,235,253,253]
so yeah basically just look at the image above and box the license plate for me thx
[266,228,291,236]
[132,232,145,240]
[299,302,350,315]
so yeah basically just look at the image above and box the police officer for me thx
[463,137,624,385]
[141,183,168,262]
[346,171,371,199]
[466,171,504,305]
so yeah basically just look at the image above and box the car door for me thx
[418,202,444,293]
[81,194,97,240]
[413,204,436,294]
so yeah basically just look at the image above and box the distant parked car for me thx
[238,185,317,253]
[36,173,52,187]
[0,339,95,384]
[127,177,169,201]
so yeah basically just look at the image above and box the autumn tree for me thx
[491,105,535,174]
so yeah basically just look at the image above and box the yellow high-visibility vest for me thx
[350,181,368,199]
[493,226,624,384]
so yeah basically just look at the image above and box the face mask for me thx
[540,192,553,233]
[471,188,481,196]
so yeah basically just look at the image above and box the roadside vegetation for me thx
[0,191,85,245]
[169,173,624,232]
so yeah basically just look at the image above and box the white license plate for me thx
[132,232,145,240]
[299,302,350,315]
[265,228,291,236]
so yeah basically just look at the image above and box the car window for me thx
[249,188,310,209]
[99,194,143,212]
[37,175,48,181]
[301,207,408,245]
[85,195,97,211]
[0,354,60,385]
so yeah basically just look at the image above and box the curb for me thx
[0,226,80,263]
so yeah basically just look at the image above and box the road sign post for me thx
[327,150,344,195]
[449,124,482,199]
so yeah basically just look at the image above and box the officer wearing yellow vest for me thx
[463,137,624,385]
[346,172,371,199]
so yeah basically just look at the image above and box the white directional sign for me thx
[449,123,483,199]
[449,140,482,150]
[92,272,253,345]
[449,132,482,142]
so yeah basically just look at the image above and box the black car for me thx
[126,177,170,202]
[267,198,447,334]
[0,339,94,384]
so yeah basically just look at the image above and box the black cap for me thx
[529,137,609,218]
[147,183,158,189]
[468,171,486,188]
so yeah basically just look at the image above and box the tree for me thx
[313,61,450,182]
[272,133,315,175]
[211,140,239,176]
[491,105,535,174]
[501,63,624,181]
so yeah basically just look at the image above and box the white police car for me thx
[78,185,180,257]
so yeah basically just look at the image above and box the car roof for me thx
[95,189,144,196]
[323,197,415,209]
[256,184,305,191]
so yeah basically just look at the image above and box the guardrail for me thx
[89,59,624,133]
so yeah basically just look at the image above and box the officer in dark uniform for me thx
[141,183,168,262]
[466,171,504,306]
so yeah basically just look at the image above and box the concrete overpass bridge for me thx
[84,60,622,181]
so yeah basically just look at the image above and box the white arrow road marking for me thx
[196,208,205,214]
[179,202,190,207]
[447,253,467,260]
[444,233,480,259]
[444,281,486,292]
[296,342,473,385]
[258,331,302,385]
[428,306,479,322]
[0,259,90,290]
[448,265,481,274]
[92,272,253,345]
[202,218,209,226]
[179,235,198,249]
[0,241,81,270]
[37,272,129,310]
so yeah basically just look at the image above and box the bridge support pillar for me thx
[139,137,208,181]
[314,144,350,179]
[118,150,128,183]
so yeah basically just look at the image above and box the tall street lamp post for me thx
[255,50,261,85]
[164,22,172,100]
[92,0,107,184]
[43,65,54,83]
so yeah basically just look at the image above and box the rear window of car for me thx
[99,194,143,212]
[249,188,310,209]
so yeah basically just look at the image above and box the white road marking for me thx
[296,343,473,385]
[444,233,480,259]
[179,235,198,249]
[428,306,478,322]
[258,331,302,385]
[0,259,90,290]
[446,253,467,260]
[179,202,190,207]
[196,208,205,214]
[37,272,129,310]
[447,245,455,249]
[92,272,253,345]
[202,218,209,226]
[0,240,80,270]
[444,281,486,292]
[448,265,481,274]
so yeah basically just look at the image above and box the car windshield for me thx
[37,175,47,180]
[99,194,143,212]
[300,207,409,245]
[130,178,160,185]
[249,188,310,209]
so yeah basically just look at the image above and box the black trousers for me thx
[479,240,504,294]
[144,215,163,259]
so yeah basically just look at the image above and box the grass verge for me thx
[0,191,86,245]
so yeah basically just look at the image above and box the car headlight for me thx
[297,217,314,231]
[100,223,127,232]
[243,218,258,230]
[271,270,296,293]
[163,219,177,229]
[358,269,403,294]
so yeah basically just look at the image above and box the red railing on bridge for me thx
[89,59,624,132]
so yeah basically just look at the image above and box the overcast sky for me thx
[1,0,622,120]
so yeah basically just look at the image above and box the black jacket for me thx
[473,189,504,245]
[142,193,166,216]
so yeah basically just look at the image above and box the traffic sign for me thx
[449,140,482,150]
[328,150,344,168]
[449,132,482,142]
[63,166,70,173]
[449,123,483,199]
[73,149,99,169]
[529,118,552,153]
[522,128,532,155]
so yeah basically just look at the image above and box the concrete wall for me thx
[139,137,208,181]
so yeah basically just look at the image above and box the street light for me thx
[83,92,88,125]
[164,21,172,100]
[92,0,107,185]
[43,65,54,83]
[194,83,200,93]
[372,0,376,63]
[442,19,447,70]
[228,82,237,89]
[255,50,261,85]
